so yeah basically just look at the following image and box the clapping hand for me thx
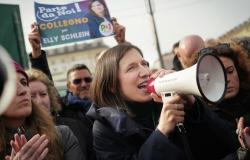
[237,117,250,150]
[5,134,49,160]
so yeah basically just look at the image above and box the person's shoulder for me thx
[92,120,116,140]
[56,125,77,143]
[85,12,93,17]
[85,13,96,20]
[85,13,104,22]
[240,88,250,97]
[233,88,250,105]
[56,125,87,160]
[56,125,71,134]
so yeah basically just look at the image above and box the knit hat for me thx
[13,61,28,82]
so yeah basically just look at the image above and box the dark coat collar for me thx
[87,104,145,136]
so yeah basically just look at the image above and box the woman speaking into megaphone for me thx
[86,43,238,160]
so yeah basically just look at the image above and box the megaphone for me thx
[147,53,226,104]
[0,46,16,115]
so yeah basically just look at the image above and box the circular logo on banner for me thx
[99,21,113,36]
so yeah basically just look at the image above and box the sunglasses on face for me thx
[198,43,230,56]
[72,77,93,85]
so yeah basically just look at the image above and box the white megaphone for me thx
[0,46,16,115]
[147,53,226,104]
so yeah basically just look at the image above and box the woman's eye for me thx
[226,66,234,74]
[41,93,48,97]
[227,70,233,74]
[141,60,149,67]
[127,66,135,71]
[142,61,149,67]
[20,79,28,86]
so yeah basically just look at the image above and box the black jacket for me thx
[55,116,92,159]
[213,89,250,130]
[87,99,238,160]
[60,92,95,160]
[29,50,53,81]
[56,125,86,160]
[212,89,250,160]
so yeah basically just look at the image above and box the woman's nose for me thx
[34,96,42,105]
[17,83,28,96]
[226,74,230,83]
[139,66,150,77]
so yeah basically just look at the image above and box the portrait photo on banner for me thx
[35,0,113,47]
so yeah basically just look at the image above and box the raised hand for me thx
[112,17,126,44]
[28,22,41,58]
[242,127,250,150]
[237,117,250,150]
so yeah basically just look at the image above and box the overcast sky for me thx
[0,0,249,67]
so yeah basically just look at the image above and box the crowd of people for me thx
[1,4,250,160]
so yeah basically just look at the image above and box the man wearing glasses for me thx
[59,63,97,160]
[63,64,93,113]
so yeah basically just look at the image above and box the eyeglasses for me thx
[198,43,230,56]
[72,77,93,85]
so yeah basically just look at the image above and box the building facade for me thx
[44,40,109,92]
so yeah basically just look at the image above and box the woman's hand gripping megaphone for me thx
[148,69,195,135]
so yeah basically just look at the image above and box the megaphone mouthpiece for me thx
[147,78,156,94]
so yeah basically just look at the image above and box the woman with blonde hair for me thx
[27,68,61,115]
[27,68,92,159]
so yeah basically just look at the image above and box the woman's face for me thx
[118,49,151,102]
[91,1,105,16]
[3,73,32,118]
[219,56,240,99]
[29,81,51,111]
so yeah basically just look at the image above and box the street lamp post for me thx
[145,0,165,68]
